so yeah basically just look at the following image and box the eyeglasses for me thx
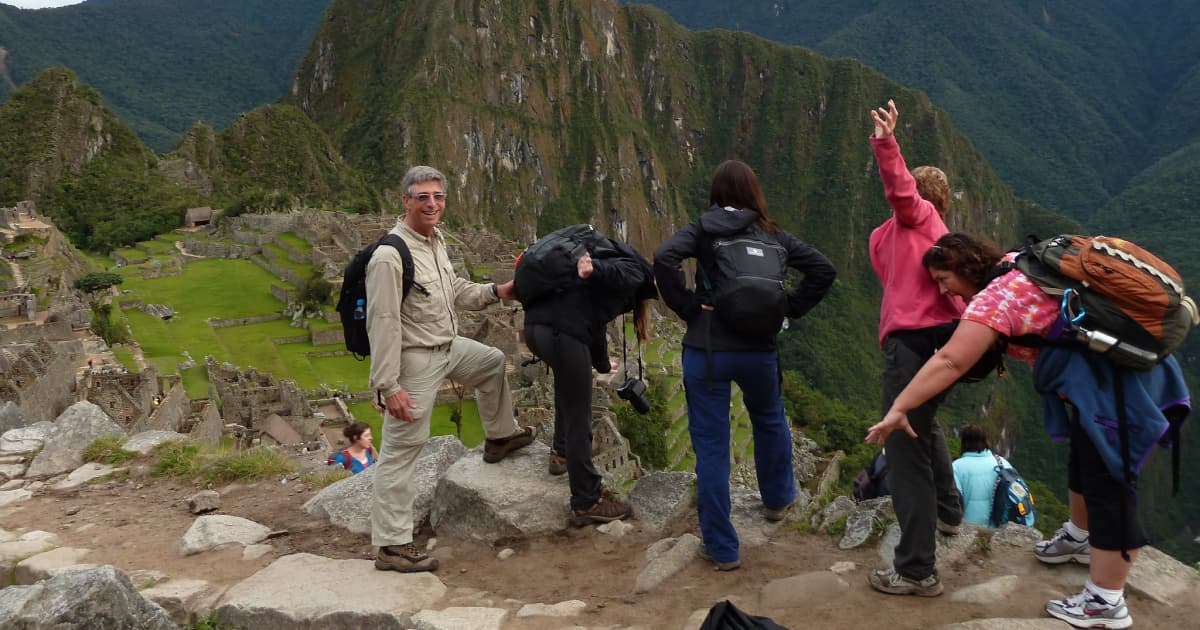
[409,192,447,202]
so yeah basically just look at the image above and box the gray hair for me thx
[400,166,447,197]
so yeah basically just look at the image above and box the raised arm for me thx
[870,100,939,228]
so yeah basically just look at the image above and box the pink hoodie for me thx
[869,135,964,346]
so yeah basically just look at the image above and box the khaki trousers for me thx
[370,336,518,547]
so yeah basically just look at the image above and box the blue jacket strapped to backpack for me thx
[1033,346,1191,483]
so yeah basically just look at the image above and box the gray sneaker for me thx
[1034,525,1091,565]
[1046,589,1132,629]
[867,568,943,597]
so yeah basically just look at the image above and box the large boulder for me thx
[0,421,56,455]
[123,430,187,455]
[215,553,445,629]
[629,471,694,536]
[430,441,571,544]
[304,435,467,535]
[0,565,176,629]
[25,401,125,479]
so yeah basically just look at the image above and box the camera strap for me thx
[621,314,644,382]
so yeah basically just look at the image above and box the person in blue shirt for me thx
[952,424,1009,527]
[329,421,376,474]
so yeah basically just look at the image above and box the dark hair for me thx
[922,232,1004,290]
[708,160,780,233]
[343,421,371,443]
[959,424,991,454]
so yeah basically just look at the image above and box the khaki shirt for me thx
[365,220,499,398]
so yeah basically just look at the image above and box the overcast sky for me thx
[0,1,87,8]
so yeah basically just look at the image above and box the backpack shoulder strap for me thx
[377,234,422,299]
[340,449,353,470]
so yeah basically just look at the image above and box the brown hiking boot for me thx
[483,425,536,463]
[374,543,438,573]
[548,449,567,476]
[571,490,631,527]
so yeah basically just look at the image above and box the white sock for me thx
[1065,520,1089,541]
[1086,579,1124,605]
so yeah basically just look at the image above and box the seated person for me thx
[329,421,376,474]
[952,424,1009,527]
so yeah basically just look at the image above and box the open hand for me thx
[871,99,899,138]
[865,408,917,444]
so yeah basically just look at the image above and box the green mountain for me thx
[630,0,1200,222]
[0,68,376,251]
[0,0,329,151]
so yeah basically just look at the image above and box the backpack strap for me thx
[377,234,426,299]
[340,448,353,471]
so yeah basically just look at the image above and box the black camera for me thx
[617,378,651,414]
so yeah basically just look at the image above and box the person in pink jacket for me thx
[866,99,965,597]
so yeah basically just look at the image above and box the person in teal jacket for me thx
[952,424,1010,527]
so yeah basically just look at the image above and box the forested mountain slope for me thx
[0,0,329,151]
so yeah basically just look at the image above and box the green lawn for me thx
[137,239,176,256]
[114,248,148,264]
[111,347,138,371]
[262,243,313,277]
[277,232,313,253]
[347,400,485,449]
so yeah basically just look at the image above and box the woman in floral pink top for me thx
[866,232,1176,630]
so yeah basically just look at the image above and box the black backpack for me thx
[336,234,421,359]
[852,451,890,501]
[701,223,789,341]
[513,224,616,306]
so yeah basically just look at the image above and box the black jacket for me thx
[653,205,836,352]
[523,239,657,371]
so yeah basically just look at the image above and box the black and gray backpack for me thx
[701,223,789,341]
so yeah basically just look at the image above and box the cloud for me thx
[0,1,87,8]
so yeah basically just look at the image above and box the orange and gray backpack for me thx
[1001,235,1198,370]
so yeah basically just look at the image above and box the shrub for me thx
[303,468,351,489]
[82,436,138,465]
[201,447,297,484]
[153,441,203,478]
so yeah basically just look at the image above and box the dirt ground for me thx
[2,464,1197,630]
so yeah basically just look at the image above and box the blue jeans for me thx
[683,347,796,563]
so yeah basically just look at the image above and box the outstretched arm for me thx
[866,320,998,443]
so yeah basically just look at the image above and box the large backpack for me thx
[513,224,616,306]
[701,223,789,342]
[990,454,1036,527]
[336,234,420,359]
[1007,234,1199,370]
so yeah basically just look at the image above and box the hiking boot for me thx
[936,518,962,536]
[698,546,741,571]
[1046,589,1132,629]
[1034,525,1091,565]
[763,499,796,522]
[374,543,438,573]
[571,491,631,527]
[868,568,943,597]
[548,449,567,476]
[483,425,536,463]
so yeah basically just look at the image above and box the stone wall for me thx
[310,328,343,346]
[210,313,281,328]
[269,284,293,303]
[0,320,72,344]
[86,365,157,430]
[205,356,313,435]
[0,338,84,424]
[129,374,187,434]
[179,399,221,444]
[0,293,35,319]
[182,238,259,259]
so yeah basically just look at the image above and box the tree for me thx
[74,271,123,295]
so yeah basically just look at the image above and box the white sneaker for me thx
[1034,525,1091,565]
[1046,589,1131,629]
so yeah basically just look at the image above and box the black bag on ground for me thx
[852,451,890,501]
[699,600,789,630]
[513,224,616,306]
[336,234,419,359]
[701,224,789,342]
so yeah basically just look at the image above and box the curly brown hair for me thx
[912,166,950,216]
[922,232,1004,290]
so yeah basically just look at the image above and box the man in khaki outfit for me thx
[367,165,535,573]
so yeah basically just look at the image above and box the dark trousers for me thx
[525,324,602,511]
[882,328,963,580]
